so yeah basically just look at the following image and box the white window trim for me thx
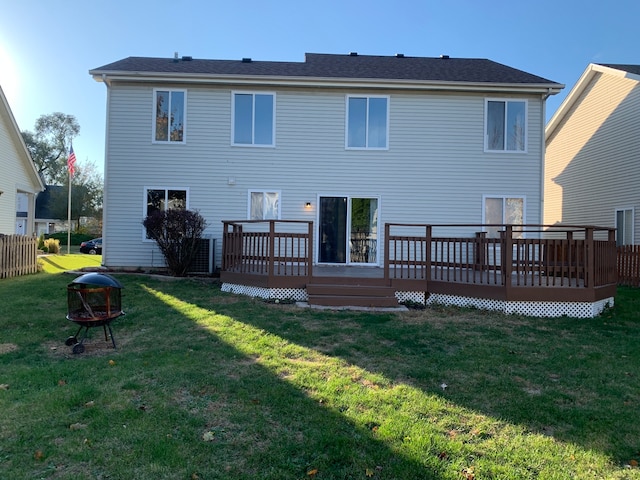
[142,186,190,242]
[615,207,634,245]
[484,98,528,154]
[247,190,281,220]
[152,88,187,144]
[345,94,390,150]
[231,91,276,147]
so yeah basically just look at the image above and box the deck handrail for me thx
[222,220,313,283]
[385,223,617,290]
[220,222,617,302]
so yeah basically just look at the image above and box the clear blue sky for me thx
[1,0,638,176]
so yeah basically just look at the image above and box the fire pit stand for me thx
[65,273,124,354]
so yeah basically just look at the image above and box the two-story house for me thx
[90,52,562,266]
[90,53,619,317]
[545,63,640,246]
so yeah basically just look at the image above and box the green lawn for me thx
[1,267,639,479]
[38,253,102,274]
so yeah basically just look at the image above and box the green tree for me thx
[48,160,103,231]
[22,112,80,184]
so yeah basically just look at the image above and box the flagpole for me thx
[66,143,76,255]
[67,169,72,255]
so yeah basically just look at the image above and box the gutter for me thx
[91,71,564,95]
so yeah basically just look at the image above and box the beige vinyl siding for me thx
[545,71,640,241]
[103,83,546,268]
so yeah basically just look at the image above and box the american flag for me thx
[68,145,76,176]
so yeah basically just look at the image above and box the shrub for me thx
[142,209,207,277]
[43,238,60,254]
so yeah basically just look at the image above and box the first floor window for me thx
[483,196,524,238]
[249,191,280,220]
[485,99,526,152]
[233,92,275,146]
[616,208,634,246]
[346,95,388,149]
[154,89,186,142]
[145,188,188,238]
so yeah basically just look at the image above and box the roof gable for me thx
[0,85,45,193]
[546,63,640,140]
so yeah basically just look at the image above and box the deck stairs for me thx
[306,277,399,308]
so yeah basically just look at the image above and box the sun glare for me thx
[0,43,20,101]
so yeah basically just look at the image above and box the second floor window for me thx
[154,90,185,143]
[233,92,275,146]
[485,99,526,152]
[346,95,389,149]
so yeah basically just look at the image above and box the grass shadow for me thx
[180,282,640,466]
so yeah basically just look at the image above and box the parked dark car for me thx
[80,238,102,255]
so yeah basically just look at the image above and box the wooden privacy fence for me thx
[617,245,640,287]
[0,235,39,279]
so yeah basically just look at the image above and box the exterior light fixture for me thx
[305,202,312,209]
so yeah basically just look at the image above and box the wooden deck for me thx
[220,221,618,308]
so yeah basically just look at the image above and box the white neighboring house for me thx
[545,63,640,246]
[0,85,44,236]
[90,52,563,270]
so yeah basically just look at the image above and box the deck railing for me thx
[221,221,618,301]
[385,224,617,298]
[617,245,640,287]
[222,220,313,286]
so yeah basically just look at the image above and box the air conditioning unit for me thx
[188,236,216,274]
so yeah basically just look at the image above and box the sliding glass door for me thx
[318,196,378,265]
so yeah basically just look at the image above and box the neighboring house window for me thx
[232,92,275,146]
[144,188,188,239]
[249,191,280,220]
[153,89,186,143]
[485,99,526,152]
[483,196,525,238]
[346,95,389,149]
[616,208,634,246]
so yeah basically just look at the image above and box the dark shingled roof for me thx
[597,63,640,76]
[91,53,560,85]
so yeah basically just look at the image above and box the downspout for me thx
[539,88,552,231]
[101,74,111,267]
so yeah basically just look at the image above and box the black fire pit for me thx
[65,273,124,354]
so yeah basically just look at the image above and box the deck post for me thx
[474,231,486,271]
[384,223,391,284]
[221,222,228,270]
[502,226,513,294]
[268,221,275,280]
[307,221,313,281]
[425,225,432,289]
[585,227,594,287]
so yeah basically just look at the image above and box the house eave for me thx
[0,86,45,193]
[546,63,640,141]
[90,70,563,95]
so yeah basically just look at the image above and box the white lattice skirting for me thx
[424,293,614,319]
[222,283,613,318]
[221,283,308,302]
